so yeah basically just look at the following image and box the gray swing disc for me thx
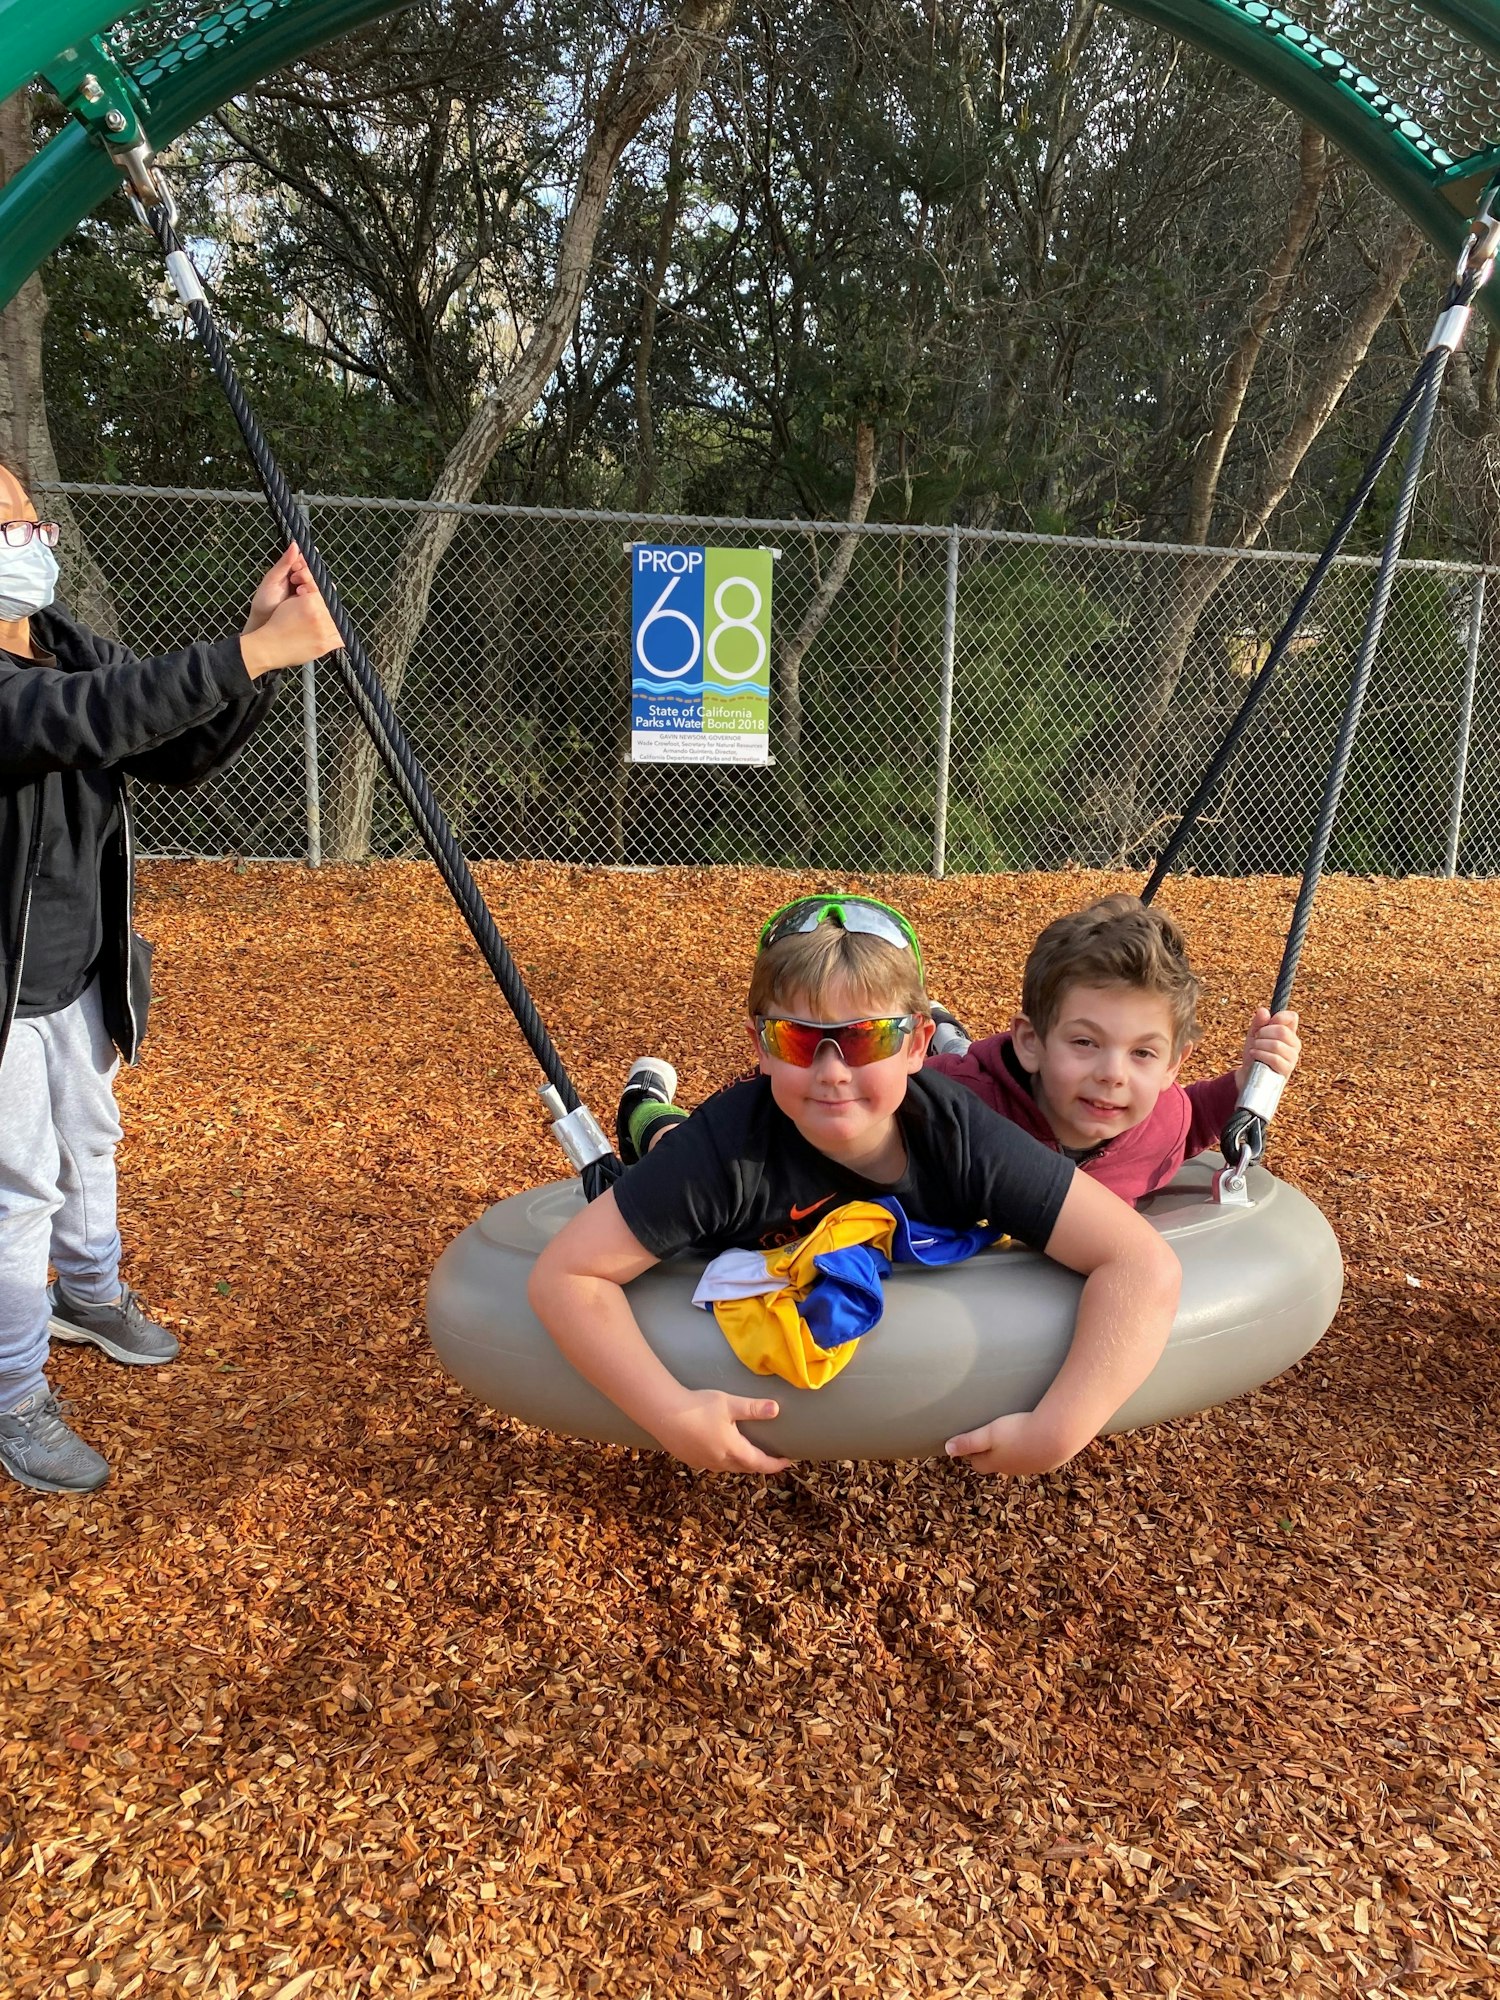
[425,1155,1343,1462]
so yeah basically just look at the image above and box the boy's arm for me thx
[1186,1006,1302,1155]
[946,1173,1181,1476]
[527,1189,793,1475]
[1182,1070,1241,1156]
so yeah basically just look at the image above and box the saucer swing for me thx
[9,0,1497,1456]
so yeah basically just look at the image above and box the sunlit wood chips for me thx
[1,861,1497,1998]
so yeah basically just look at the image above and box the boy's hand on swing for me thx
[651,1388,793,1475]
[1236,1006,1301,1086]
[946,1410,1079,1477]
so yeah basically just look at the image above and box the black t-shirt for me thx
[613,1069,1075,1260]
[15,644,122,1016]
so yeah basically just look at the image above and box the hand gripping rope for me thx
[109,140,623,1202]
[1143,181,1500,1205]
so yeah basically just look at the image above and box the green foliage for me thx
[44,218,444,493]
[24,0,1484,876]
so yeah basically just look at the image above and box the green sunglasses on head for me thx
[756,894,925,980]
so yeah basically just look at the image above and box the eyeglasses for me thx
[758,895,924,979]
[0,520,60,550]
[756,1014,916,1068]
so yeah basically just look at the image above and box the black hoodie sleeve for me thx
[0,614,277,788]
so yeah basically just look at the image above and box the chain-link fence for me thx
[38,481,1500,878]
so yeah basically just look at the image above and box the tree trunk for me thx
[1086,215,1422,860]
[776,421,878,856]
[326,0,734,861]
[0,88,116,635]
[1185,127,1328,547]
[634,76,696,512]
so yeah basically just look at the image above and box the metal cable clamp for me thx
[1429,181,1500,354]
[539,1085,613,1174]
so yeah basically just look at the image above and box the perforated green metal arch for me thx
[1,0,1499,311]
[0,2,407,304]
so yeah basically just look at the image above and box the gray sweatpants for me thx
[0,980,123,1412]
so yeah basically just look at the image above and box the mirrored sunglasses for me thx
[757,894,924,979]
[756,1014,916,1069]
[0,520,60,550]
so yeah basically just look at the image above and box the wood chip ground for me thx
[1,863,1496,1999]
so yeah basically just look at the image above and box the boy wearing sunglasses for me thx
[620,895,1301,1209]
[529,897,1181,1477]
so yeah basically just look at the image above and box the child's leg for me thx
[0,1019,64,1413]
[45,983,124,1307]
[614,1057,690,1165]
[929,1004,971,1057]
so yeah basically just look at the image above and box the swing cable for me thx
[111,142,623,1202]
[1182,183,1500,1200]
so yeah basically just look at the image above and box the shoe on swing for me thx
[47,1282,180,1367]
[615,1058,687,1165]
[929,1003,972,1057]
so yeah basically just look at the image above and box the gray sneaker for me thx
[0,1388,110,1493]
[47,1282,181,1366]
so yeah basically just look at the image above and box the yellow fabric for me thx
[712,1201,898,1390]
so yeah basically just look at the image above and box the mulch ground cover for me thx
[2,861,1497,2000]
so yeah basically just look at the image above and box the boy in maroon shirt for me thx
[923,895,1301,1204]
[620,895,1300,1208]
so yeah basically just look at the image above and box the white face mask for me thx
[0,538,58,620]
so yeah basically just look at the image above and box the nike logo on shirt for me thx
[788,1195,835,1222]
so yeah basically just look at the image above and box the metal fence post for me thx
[302,656,323,867]
[931,525,960,878]
[1445,570,1485,878]
[293,492,323,867]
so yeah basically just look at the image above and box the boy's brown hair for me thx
[1021,894,1200,1050]
[747,925,928,1020]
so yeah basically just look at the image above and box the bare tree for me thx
[632,75,696,511]
[325,0,734,860]
[775,421,879,852]
[1081,140,1422,859]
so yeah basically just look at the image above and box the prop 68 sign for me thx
[629,544,773,764]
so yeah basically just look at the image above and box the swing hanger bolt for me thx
[1213,1139,1255,1208]
[114,141,179,233]
[1455,184,1500,287]
[1429,202,1499,354]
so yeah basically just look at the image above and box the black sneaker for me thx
[929,1003,972,1058]
[615,1057,681,1166]
[47,1282,181,1366]
[0,1388,110,1493]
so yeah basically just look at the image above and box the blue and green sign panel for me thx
[630,544,773,764]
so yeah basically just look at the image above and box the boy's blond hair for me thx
[747,925,928,1020]
[1022,895,1200,1051]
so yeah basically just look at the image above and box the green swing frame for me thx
[3,0,1500,315]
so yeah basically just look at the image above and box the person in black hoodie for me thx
[0,460,340,1493]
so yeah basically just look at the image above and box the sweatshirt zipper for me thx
[121,783,142,1054]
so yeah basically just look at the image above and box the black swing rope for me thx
[126,164,623,1202]
[1140,187,1500,1176]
